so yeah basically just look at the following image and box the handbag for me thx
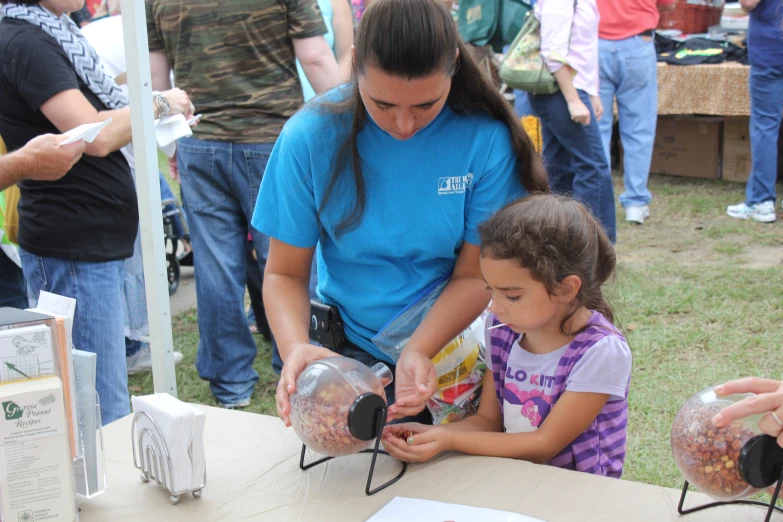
[498,0,577,95]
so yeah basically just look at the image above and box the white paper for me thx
[155,114,192,158]
[72,349,99,496]
[27,293,80,461]
[61,118,112,145]
[367,497,545,522]
[0,324,54,381]
[0,377,76,522]
[32,291,76,354]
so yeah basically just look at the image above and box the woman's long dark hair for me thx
[318,0,549,236]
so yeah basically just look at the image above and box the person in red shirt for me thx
[595,0,675,225]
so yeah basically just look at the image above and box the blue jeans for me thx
[746,65,783,206]
[177,137,276,406]
[19,249,129,424]
[529,89,617,243]
[598,36,657,208]
[0,250,27,309]
[514,91,534,118]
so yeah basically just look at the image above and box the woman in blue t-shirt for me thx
[252,0,549,425]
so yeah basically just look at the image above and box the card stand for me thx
[299,392,407,496]
[131,411,206,505]
[678,435,783,522]
[73,392,107,499]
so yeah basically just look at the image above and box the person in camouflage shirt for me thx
[147,0,341,409]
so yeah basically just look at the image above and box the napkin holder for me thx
[131,411,206,504]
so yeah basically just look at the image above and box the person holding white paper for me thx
[0,133,85,192]
[0,0,194,424]
[81,4,186,375]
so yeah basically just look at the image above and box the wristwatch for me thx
[152,91,170,118]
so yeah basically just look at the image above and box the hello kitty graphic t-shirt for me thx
[501,335,631,433]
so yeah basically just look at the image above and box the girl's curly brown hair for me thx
[479,194,617,335]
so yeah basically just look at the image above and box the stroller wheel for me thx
[167,253,180,296]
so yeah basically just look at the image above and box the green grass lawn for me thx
[132,168,783,491]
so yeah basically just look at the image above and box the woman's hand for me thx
[276,343,338,426]
[381,423,450,463]
[161,88,194,119]
[590,95,604,122]
[713,378,783,445]
[567,98,591,126]
[387,348,437,421]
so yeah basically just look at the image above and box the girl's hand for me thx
[387,348,437,421]
[276,343,338,426]
[713,378,783,444]
[567,98,591,126]
[590,95,604,122]
[381,423,450,463]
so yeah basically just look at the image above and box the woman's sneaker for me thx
[726,201,776,223]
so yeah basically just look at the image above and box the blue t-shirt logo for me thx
[437,173,474,195]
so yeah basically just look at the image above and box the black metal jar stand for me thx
[299,392,407,496]
[678,435,783,521]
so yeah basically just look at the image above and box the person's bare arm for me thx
[388,242,489,420]
[331,0,355,81]
[150,51,174,91]
[384,387,611,463]
[0,135,85,191]
[39,88,192,158]
[265,238,338,425]
[264,239,317,354]
[446,392,610,462]
[553,68,591,125]
[739,0,761,12]
[293,36,341,94]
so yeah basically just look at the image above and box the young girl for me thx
[382,194,632,477]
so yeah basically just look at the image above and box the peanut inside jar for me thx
[672,400,760,501]
[290,357,389,458]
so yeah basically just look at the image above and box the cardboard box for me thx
[722,117,751,183]
[650,117,721,179]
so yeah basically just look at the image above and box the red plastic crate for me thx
[658,2,725,34]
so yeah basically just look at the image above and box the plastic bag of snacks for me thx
[426,326,486,425]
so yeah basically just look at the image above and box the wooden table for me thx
[78,406,782,521]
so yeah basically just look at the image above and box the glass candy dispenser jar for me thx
[289,356,405,495]
[672,385,783,521]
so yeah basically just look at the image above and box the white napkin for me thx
[155,115,193,158]
[61,118,112,145]
[131,393,206,494]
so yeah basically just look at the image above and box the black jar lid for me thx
[348,392,386,441]
[740,434,783,488]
